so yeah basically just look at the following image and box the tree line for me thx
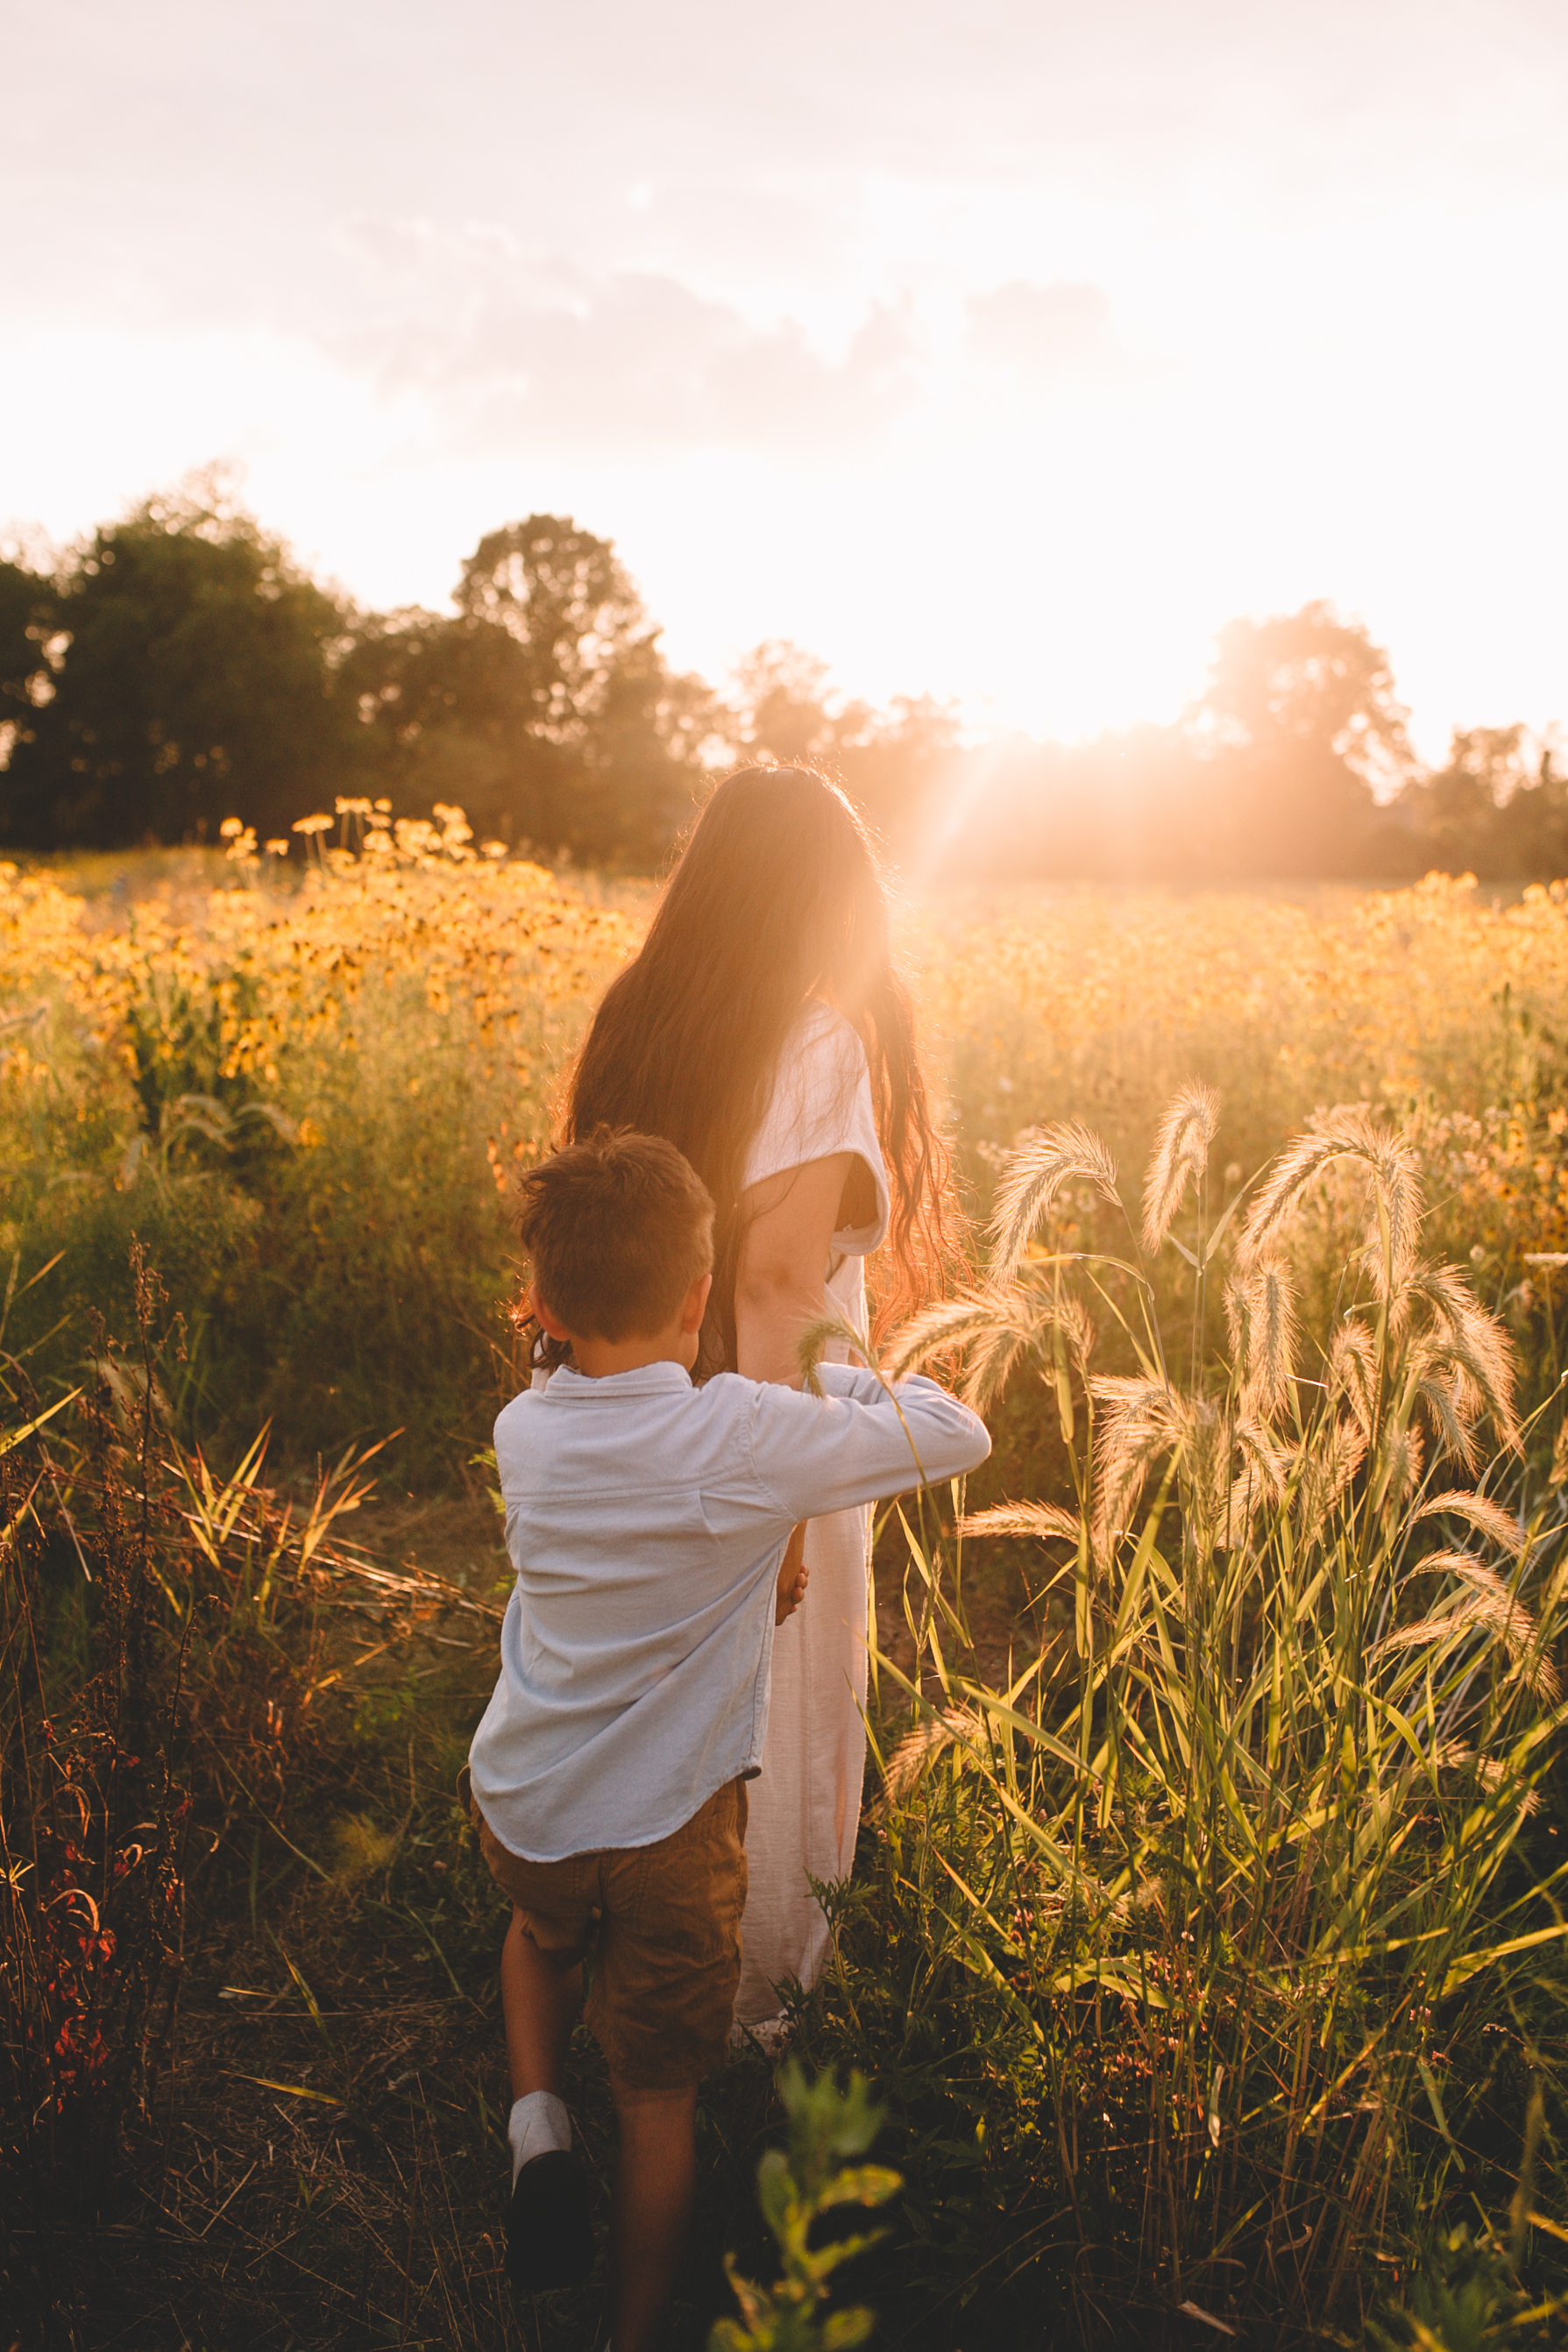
[1,478,1559,881]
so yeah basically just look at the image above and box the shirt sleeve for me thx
[742,1004,890,1255]
[746,1364,990,1524]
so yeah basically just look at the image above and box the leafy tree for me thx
[336,602,548,835]
[342,515,713,861]
[0,557,58,774]
[0,480,352,851]
[934,606,1424,884]
[726,640,961,854]
[730,642,838,767]
[1394,725,1568,880]
[1199,600,1414,787]
[453,515,647,743]
[1489,734,1568,878]
[578,631,718,865]
[1188,601,1415,877]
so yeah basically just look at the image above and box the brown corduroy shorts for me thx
[472,1778,749,2091]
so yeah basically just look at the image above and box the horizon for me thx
[6,1,1567,765]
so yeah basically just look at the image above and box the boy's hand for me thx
[775,1523,809,1624]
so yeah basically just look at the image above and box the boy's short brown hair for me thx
[515,1127,714,1341]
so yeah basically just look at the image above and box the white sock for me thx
[508,2091,571,2185]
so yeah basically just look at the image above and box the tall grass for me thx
[11,821,1568,2337]
[919,877,1568,1288]
[0,1246,500,2306]
[0,807,636,1474]
[11,821,1568,1481]
[794,1088,1568,2342]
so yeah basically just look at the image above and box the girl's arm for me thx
[736,1152,855,1608]
[734,1153,855,1388]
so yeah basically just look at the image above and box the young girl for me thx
[563,764,954,2027]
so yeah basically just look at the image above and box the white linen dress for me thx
[733,1001,890,2026]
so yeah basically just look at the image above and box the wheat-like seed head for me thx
[1381,1595,1556,1699]
[1089,1375,1189,1552]
[1381,1422,1427,1510]
[1327,1318,1379,1440]
[1411,1488,1524,1560]
[1414,1368,1482,1473]
[884,1287,1094,1414]
[1409,1265,1522,1453]
[959,1312,1037,1412]
[1224,1418,1291,1545]
[1551,1418,1568,1489]
[1223,1272,1248,1367]
[876,1705,988,1809]
[796,1311,878,1394]
[1224,1472,1266,1548]
[1422,1549,1519,1619]
[883,1289,1015,1381]
[988,1119,1122,1283]
[1054,1294,1097,1375]
[1363,1119,1423,1304]
[959,1501,1082,1545]
[1380,1551,1557,1701]
[1431,1742,1540,1812]
[1380,1603,1480,1658]
[1240,1105,1423,1299]
[1238,1254,1298,1419]
[1293,1416,1371,1552]
[1183,1395,1232,1558]
[1448,1556,1558,1696]
[1141,1080,1220,1255]
[1236,1417,1290,1494]
[973,1290,1102,1414]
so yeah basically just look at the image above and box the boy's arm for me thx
[775,1540,810,1624]
[749,1368,990,1525]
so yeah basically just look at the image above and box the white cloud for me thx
[327,228,924,454]
[964,281,1135,391]
[4,0,1568,749]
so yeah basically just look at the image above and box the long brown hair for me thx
[564,765,951,1369]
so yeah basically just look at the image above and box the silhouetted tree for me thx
[0,481,351,850]
[1187,602,1415,876]
[578,634,717,865]
[7,483,1563,890]
[1394,726,1568,879]
[342,515,714,859]
[935,605,1424,883]
[0,558,56,771]
[726,640,961,853]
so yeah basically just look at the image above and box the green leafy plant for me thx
[1370,2219,1568,2349]
[711,2063,902,2351]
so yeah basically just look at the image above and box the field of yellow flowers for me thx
[5,801,1568,1467]
[8,804,1568,2347]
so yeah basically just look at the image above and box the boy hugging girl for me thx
[466,1129,989,2351]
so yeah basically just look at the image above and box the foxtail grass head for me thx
[1142,1081,1219,1255]
[1239,1104,1422,1304]
[987,1119,1121,1283]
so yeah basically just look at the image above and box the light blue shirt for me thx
[467,1360,990,1860]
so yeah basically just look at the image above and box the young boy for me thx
[466,1128,989,2350]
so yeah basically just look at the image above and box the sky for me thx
[5,0,1567,758]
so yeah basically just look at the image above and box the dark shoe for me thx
[505,2148,594,2291]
